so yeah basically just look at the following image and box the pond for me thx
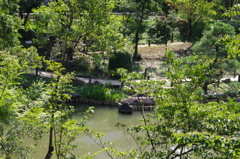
[31,105,144,158]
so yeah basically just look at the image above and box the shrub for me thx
[76,84,126,102]
[108,50,132,73]
[67,54,91,74]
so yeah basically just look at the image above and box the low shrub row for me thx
[75,84,127,102]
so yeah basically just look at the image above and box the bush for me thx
[108,50,132,73]
[66,54,91,74]
[76,84,126,102]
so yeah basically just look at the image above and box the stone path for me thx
[31,70,239,87]
[75,77,121,86]
[31,70,122,87]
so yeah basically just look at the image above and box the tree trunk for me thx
[133,30,139,58]
[183,33,186,43]
[202,82,208,95]
[36,67,39,76]
[66,47,74,62]
[23,12,30,26]
[165,34,168,46]
[133,2,146,59]
[23,4,38,26]
[148,39,151,47]
[188,18,192,41]
[171,32,174,43]
[45,117,54,159]
[225,0,234,9]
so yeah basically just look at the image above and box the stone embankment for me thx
[31,70,239,111]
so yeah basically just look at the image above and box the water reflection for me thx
[32,105,143,158]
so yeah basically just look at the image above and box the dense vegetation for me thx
[0,0,240,158]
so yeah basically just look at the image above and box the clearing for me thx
[137,42,192,78]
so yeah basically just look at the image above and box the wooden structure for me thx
[131,105,156,111]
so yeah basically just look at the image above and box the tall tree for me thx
[43,61,90,159]
[0,1,46,158]
[147,10,179,45]
[175,0,216,41]
[193,21,235,94]
[0,0,22,49]
[18,0,43,25]
[28,0,123,64]
[224,4,240,57]
[118,0,162,59]
[113,53,240,158]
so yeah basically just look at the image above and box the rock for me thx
[118,102,133,114]
[121,96,154,106]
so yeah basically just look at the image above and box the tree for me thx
[118,0,162,59]
[0,0,22,49]
[175,0,216,41]
[0,40,44,158]
[18,0,43,25]
[147,10,179,45]
[193,21,235,94]
[28,0,124,65]
[224,4,240,58]
[43,61,89,159]
[113,52,240,158]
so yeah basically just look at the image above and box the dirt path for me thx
[137,42,192,79]
[138,42,192,61]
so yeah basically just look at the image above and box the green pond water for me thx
[31,105,143,158]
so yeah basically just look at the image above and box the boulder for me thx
[121,96,154,106]
[118,102,133,114]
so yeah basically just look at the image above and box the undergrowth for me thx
[75,84,127,102]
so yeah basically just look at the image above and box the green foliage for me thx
[147,10,180,44]
[92,52,108,76]
[0,2,46,156]
[193,21,235,55]
[117,0,162,57]
[0,0,21,49]
[67,54,91,74]
[175,0,216,41]
[42,61,94,159]
[1,0,240,158]
[192,21,207,40]
[111,50,240,158]
[223,4,240,17]
[0,47,40,120]
[192,21,236,93]
[76,84,126,102]
[223,5,240,58]
[0,48,45,158]
[223,82,240,97]
[108,50,133,76]
[27,0,124,64]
